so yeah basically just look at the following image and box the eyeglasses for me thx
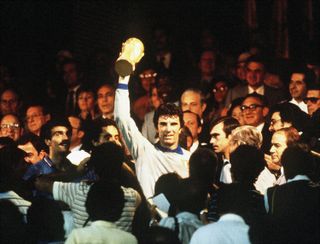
[212,86,227,93]
[240,104,263,111]
[303,97,319,103]
[139,73,157,79]
[0,123,20,130]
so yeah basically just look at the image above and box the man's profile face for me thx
[270,131,287,166]
[97,85,115,116]
[180,91,205,118]
[46,126,70,154]
[183,112,201,142]
[26,106,48,135]
[18,142,43,164]
[157,115,181,150]
[246,61,265,88]
[241,97,267,127]
[210,122,229,154]
[99,125,121,146]
[289,73,307,100]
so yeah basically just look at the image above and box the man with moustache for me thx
[23,118,74,181]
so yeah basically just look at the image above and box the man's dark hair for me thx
[307,82,320,91]
[242,93,269,108]
[87,142,124,180]
[176,178,207,215]
[0,200,26,244]
[270,102,309,132]
[230,145,265,186]
[141,226,180,244]
[27,197,65,243]
[0,145,28,191]
[281,144,313,180]
[86,181,124,222]
[290,66,316,84]
[183,110,202,127]
[245,55,266,69]
[210,116,240,137]
[189,147,218,189]
[61,58,81,73]
[40,117,71,141]
[17,133,47,154]
[153,103,183,129]
[154,173,181,208]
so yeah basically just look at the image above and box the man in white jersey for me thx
[115,75,190,198]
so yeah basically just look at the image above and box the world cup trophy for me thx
[114,37,144,77]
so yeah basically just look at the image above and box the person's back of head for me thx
[141,226,181,244]
[86,180,124,222]
[27,197,65,243]
[189,147,218,189]
[0,200,26,244]
[281,144,313,180]
[230,145,265,187]
[87,141,124,180]
[177,178,207,215]
[0,145,28,192]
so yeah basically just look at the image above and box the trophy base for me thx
[115,59,133,77]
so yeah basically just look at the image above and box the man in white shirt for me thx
[255,127,300,194]
[115,75,190,198]
[209,117,239,184]
[288,68,315,114]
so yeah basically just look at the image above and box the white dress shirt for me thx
[289,98,308,114]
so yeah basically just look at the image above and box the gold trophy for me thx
[115,37,144,77]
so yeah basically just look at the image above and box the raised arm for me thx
[114,75,153,160]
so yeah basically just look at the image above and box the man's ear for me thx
[39,150,47,160]
[262,107,269,117]
[45,139,51,147]
[45,114,51,123]
[201,103,207,113]
[197,125,202,135]
[77,130,85,139]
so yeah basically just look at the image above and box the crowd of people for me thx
[0,26,320,244]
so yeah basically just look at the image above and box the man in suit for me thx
[264,145,320,244]
[225,56,287,108]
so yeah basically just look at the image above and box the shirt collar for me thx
[287,174,310,183]
[248,85,264,95]
[155,142,184,155]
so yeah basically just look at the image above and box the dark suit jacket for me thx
[267,180,320,243]
[225,84,287,108]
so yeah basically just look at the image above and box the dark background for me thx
[1,0,319,95]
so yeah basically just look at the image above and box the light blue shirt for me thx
[190,213,250,244]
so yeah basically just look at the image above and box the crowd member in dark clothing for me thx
[264,145,320,244]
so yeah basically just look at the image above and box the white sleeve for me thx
[53,181,78,207]
[114,76,154,160]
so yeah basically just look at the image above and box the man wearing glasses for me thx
[240,93,271,153]
[304,83,320,116]
[0,113,23,141]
